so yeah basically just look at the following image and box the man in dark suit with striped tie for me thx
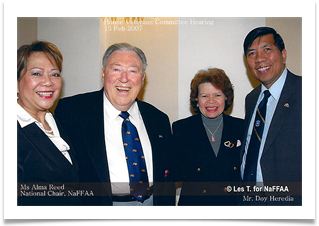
[55,43,175,206]
[240,27,302,205]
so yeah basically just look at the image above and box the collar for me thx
[103,92,139,121]
[17,103,37,128]
[17,102,59,135]
[17,103,54,128]
[261,68,287,101]
[126,101,140,121]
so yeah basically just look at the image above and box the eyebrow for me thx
[29,67,60,71]
[199,91,223,95]
[109,63,140,68]
[248,43,274,50]
[261,43,274,48]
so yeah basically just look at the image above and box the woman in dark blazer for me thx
[17,41,82,206]
[173,68,244,206]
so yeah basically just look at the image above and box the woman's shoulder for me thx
[172,114,199,128]
[223,114,245,133]
[224,114,244,123]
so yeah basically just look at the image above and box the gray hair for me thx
[102,43,147,72]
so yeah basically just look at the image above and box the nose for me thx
[42,74,54,86]
[208,96,217,103]
[255,51,266,64]
[119,70,129,83]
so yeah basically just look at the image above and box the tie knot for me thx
[263,90,271,99]
[120,111,130,120]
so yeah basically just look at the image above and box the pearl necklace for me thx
[44,129,53,133]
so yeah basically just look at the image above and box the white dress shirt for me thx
[103,93,153,195]
[241,68,287,184]
[17,103,73,164]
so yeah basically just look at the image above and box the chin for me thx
[209,113,223,119]
[38,102,55,111]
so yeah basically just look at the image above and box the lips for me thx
[36,91,54,98]
[257,66,271,73]
[116,86,130,91]
[206,106,218,112]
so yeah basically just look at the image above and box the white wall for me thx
[33,17,301,122]
[178,17,265,120]
[266,17,302,76]
[37,18,102,98]
[100,17,179,122]
[17,17,37,48]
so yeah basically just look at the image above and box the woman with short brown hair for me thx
[17,41,82,206]
[173,67,244,206]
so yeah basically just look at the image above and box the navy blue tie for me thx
[120,111,149,202]
[243,90,271,182]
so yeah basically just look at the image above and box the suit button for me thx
[197,168,201,171]
[203,190,207,194]
[233,167,237,170]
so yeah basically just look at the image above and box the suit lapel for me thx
[240,87,261,159]
[245,87,261,131]
[189,114,217,175]
[262,72,298,156]
[137,101,158,149]
[78,89,111,186]
[18,122,76,182]
[218,115,242,169]
[137,101,162,171]
[56,118,79,176]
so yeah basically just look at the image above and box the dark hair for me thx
[243,27,285,56]
[190,68,234,114]
[17,41,63,80]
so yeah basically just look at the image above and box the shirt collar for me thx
[127,101,139,121]
[261,68,287,101]
[103,92,138,121]
[17,103,55,131]
[17,103,37,128]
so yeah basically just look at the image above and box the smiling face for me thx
[102,50,145,111]
[17,51,62,116]
[197,82,226,118]
[246,34,287,89]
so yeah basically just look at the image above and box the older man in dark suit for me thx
[55,43,175,206]
[240,27,302,205]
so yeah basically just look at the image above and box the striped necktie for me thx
[119,111,150,202]
[243,90,271,182]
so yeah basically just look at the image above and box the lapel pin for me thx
[159,135,163,138]
[224,141,234,148]
[236,140,241,147]
[284,103,289,108]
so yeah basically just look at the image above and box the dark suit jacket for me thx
[54,89,175,206]
[240,70,302,205]
[172,113,244,206]
[18,119,82,206]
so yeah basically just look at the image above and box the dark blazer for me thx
[18,118,82,206]
[172,113,244,206]
[240,70,302,205]
[54,89,175,206]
